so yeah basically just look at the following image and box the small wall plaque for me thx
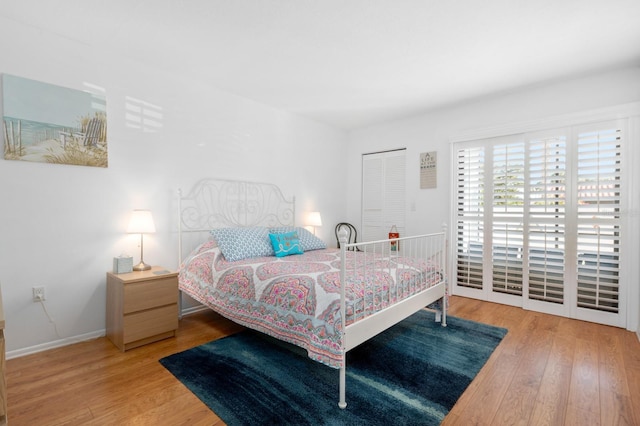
[420,151,437,189]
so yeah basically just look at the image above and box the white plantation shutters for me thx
[528,135,567,304]
[456,147,484,290]
[453,119,628,326]
[362,149,406,243]
[492,142,525,296]
[528,223,565,303]
[492,222,524,296]
[576,125,621,313]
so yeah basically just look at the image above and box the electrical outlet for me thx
[32,286,45,302]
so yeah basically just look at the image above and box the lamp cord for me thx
[38,299,62,340]
[37,298,104,345]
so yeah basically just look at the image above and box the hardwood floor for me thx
[7,296,640,425]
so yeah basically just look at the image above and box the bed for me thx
[177,178,448,408]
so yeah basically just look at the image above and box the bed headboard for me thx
[177,178,296,263]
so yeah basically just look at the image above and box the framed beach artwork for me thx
[1,74,107,168]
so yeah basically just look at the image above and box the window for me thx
[456,147,484,290]
[454,120,627,326]
[576,126,621,313]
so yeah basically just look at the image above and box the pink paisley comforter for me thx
[179,239,442,368]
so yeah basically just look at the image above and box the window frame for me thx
[449,103,640,330]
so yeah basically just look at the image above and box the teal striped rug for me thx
[160,310,507,425]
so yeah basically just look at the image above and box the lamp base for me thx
[133,261,151,271]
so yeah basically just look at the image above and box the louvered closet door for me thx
[361,149,406,244]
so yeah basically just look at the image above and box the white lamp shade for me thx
[306,211,322,227]
[127,209,156,234]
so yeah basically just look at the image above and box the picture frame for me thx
[1,74,108,168]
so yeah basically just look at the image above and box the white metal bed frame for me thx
[337,231,447,408]
[177,178,447,409]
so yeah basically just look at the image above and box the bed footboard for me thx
[337,227,448,408]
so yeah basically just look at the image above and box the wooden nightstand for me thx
[106,266,179,351]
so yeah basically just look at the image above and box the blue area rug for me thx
[160,310,507,425]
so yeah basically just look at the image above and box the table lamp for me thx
[305,211,322,235]
[127,209,156,271]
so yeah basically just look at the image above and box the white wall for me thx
[347,66,640,332]
[3,16,639,357]
[0,17,347,356]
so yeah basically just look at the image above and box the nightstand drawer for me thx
[123,304,178,344]
[123,276,177,313]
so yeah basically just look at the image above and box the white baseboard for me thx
[7,306,211,360]
[7,329,106,360]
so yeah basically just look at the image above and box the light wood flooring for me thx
[7,296,640,425]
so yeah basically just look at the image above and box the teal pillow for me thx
[269,231,304,257]
[269,226,326,251]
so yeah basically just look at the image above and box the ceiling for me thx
[3,0,640,130]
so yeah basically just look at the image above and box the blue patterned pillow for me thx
[269,231,304,257]
[210,227,274,261]
[270,226,326,251]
